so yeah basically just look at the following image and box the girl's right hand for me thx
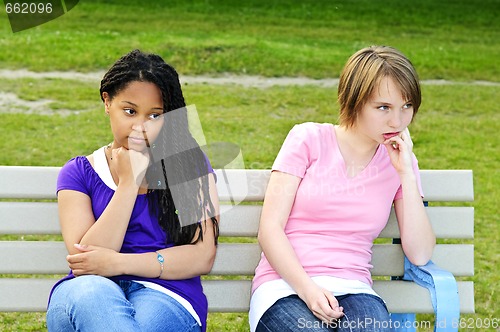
[299,284,344,324]
[111,147,150,188]
[68,244,121,277]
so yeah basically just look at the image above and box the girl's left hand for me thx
[67,244,122,277]
[383,127,414,175]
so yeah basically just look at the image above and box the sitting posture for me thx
[46,50,219,332]
[249,46,435,332]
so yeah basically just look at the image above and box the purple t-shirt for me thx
[50,155,214,331]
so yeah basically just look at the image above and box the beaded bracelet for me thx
[155,251,164,278]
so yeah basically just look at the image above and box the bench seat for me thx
[0,166,475,330]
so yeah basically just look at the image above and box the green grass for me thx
[1,0,498,330]
[0,0,499,81]
[1,80,498,331]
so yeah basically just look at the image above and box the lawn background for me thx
[0,0,498,331]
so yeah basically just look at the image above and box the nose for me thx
[388,109,402,128]
[132,119,146,132]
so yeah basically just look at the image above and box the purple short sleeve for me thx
[57,157,91,195]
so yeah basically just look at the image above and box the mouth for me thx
[383,132,400,140]
[128,136,147,144]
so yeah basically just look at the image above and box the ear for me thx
[102,92,111,114]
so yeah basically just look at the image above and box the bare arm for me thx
[393,176,435,265]
[67,173,219,279]
[58,186,137,255]
[257,171,343,322]
[122,216,217,279]
[58,148,149,254]
[123,172,219,279]
[385,129,435,265]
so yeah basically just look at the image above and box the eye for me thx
[124,108,136,116]
[377,105,390,111]
[149,113,162,120]
[402,103,413,110]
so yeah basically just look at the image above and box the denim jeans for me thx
[46,275,200,332]
[256,293,394,332]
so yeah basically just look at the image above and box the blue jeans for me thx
[46,275,200,332]
[256,293,394,332]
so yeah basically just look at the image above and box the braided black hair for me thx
[100,49,218,246]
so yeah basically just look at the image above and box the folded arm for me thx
[64,170,219,280]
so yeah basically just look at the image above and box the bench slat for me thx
[0,278,57,312]
[210,243,474,277]
[0,166,59,199]
[215,169,474,202]
[380,206,474,239]
[218,205,260,237]
[0,241,474,277]
[0,278,474,313]
[419,170,474,202]
[219,205,474,239]
[369,244,474,277]
[215,169,268,202]
[205,280,475,314]
[0,202,61,234]
[375,280,475,314]
[0,241,68,274]
[0,167,474,202]
[1,203,474,240]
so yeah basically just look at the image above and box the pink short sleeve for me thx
[272,123,314,178]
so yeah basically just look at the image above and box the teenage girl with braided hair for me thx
[249,46,435,332]
[46,50,219,332]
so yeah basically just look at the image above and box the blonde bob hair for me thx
[337,46,421,128]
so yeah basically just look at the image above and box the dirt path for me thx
[0,69,343,87]
[2,69,499,87]
[1,69,498,114]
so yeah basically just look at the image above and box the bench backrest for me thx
[0,166,474,314]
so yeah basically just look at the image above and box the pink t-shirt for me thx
[252,122,423,292]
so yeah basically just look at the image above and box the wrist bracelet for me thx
[155,251,164,278]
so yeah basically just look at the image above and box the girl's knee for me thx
[51,276,122,308]
[48,276,139,331]
[46,304,75,332]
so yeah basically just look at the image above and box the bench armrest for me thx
[403,258,460,332]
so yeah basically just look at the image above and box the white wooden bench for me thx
[0,166,474,331]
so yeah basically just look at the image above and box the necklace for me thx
[106,144,113,160]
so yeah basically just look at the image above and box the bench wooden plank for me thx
[0,241,68,274]
[0,278,474,313]
[0,203,474,240]
[380,206,474,239]
[218,205,474,239]
[0,202,60,234]
[369,244,474,277]
[0,167,474,202]
[0,279,57,312]
[215,169,474,202]
[0,242,474,277]
[215,169,268,202]
[419,170,474,202]
[210,243,474,277]
[0,166,59,199]
[373,281,475,314]
[204,280,475,314]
